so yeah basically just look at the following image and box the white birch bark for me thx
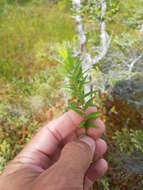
[72,0,110,101]
[73,0,92,101]
[93,0,111,65]
[127,54,143,80]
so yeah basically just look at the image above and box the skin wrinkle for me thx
[36,148,51,158]
[13,149,51,171]
[46,111,80,143]
[66,111,80,128]
[18,152,49,167]
[2,162,43,178]
[84,176,93,190]
[33,149,52,169]
[45,124,63,143]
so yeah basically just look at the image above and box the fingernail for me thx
[79,136,95,157]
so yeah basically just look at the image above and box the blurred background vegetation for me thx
[0,0,143,189]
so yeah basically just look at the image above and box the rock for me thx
[112,73,143,114]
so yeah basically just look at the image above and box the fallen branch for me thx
[127,54,143,80]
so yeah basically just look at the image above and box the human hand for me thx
[0,108,108,190]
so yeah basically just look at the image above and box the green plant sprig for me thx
[58,45,99,131]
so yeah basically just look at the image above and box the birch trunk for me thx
[93,0,111,65]
[128,55,143,80]
[72,0,110,102]
[73,0,92,101]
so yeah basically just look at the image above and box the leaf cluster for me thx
[58,45,99,131]
[113,128,143,153]
[80,0,120,22]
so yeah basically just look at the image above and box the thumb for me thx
[34,136,96,190]
[58,136,95,176]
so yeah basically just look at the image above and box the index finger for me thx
[19,110,82,158]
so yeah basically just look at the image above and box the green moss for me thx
[0,3,75,80]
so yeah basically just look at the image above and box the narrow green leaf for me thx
[69,103,83,115]
[86,123,97,129]
[85,118,97,129]
[84,97,95,111]
[85,112,100,120]
[85,91,96,98]
[79,121,85,128]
